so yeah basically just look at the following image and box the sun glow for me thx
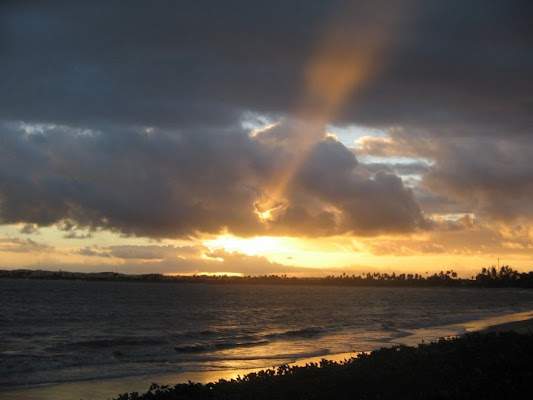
[253,201,286,222]
[197,271,244,277]
[167,271,244,277]
[255,208,274,222]
[203,235,287,256]
[202,234,372,270]
[250,121,280,137]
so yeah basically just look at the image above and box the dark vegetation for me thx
[112,331,533,400]
[2,265,533,288]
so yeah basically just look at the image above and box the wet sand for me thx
[479,317,533,334]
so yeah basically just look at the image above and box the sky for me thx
[1,0,532,277]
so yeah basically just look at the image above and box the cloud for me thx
[422,137,533,221]
[276,138,427,235]
[0,238,53,253]
[0,121,429,238]
[0,0,330,128]
[107,245,195,260]
[336,2,533,134]
[20,224,39,234]
[72,243,312,276]
[0,122,266,237]
[355,126,533,226]
[1,0,531,261]
[361,161,431,177]
[1,1,530,134]
[77,246,109,257]
[64,231,93,239]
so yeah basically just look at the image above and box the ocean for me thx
[2,279,533,398]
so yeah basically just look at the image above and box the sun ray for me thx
[255,1,412,219]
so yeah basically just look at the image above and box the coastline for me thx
[3,310,533,400]
[479,317,533,334]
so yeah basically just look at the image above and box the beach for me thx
[479,317,533,334]
[3,310,533,400]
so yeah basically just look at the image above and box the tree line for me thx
[2,265,533,288]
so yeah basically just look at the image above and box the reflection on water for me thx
[2,280,533,391]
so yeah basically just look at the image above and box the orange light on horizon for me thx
[203,235,288,256]
[165,271,245,277]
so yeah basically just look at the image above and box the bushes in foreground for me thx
[113,331,533,400]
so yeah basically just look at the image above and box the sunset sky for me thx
[1,0,532,277]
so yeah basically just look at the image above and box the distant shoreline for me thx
[2,266,533,288]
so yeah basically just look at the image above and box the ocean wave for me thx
[172,328,255,341]
[0,361,184,389]
[265,326,325,339]
[175,340,269,354]
[68,337,168,348]
[225,348,332,362]
[4,281,533,391]
[7,330,49,338]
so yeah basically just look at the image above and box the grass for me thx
[112,331,533,399]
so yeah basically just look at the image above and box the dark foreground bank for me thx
[113,331,533,400]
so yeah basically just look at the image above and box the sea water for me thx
[2,279,533,391]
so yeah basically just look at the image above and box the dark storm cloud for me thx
[422,136,533,220]
[0,122,426,237]
[0,122,270,237]
[337,1,533,134]
[280,138,427,235]
[1,0,531,239]
[0,0,333,128]
[2,0,529,132]
[357,130,533,221]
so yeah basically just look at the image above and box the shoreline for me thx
[3,310,533,400]
[479,317,533,334]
